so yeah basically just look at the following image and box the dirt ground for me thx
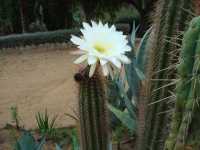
[0,44,79,129]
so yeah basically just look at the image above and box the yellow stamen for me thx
[94,44,107,53]
[94,41,114,54]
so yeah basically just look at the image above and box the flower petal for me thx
[74,55,88,64]
[83,22,91,30]
[71,35,84,45]
[102,64,109,76]
[89,63,97,77]
[107,64,114,79]
[91,21,98,27]
[110,58,121,68]
[88,55,97,65]
[70,50,86,55]
[98,21,103,27]
[124,45,132,52]
[105,23,109,28]
[100,59,108,66]
[119,55,131,64]
[110,25,116,31]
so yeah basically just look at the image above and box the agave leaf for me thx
[130,21,140,48]
[125,57,140,97]
[125,27,151,97]
[135,67,145,80]
[14,131,45,150]
[108,104,136,133]
[17,132,36,150]
[136,27,152,74]
[116,81,137,119]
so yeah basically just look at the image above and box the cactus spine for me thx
[140,0,195,150]
[77,67,109,150]
[165,16,200,150]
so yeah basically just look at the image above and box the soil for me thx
[0,44,79,129]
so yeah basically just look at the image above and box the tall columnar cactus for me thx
[75,68,110,150]
[140,0,195,150]
[165,16,200,150]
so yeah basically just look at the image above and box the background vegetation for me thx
[0,0,157,35]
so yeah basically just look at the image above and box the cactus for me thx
[165,16,200,150]
[140,0,195,150]
[75,67,110,150]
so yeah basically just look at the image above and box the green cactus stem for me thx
[75,67,110,150]
[165,17,200,150]
[141,0,195,150]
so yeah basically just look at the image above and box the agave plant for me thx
[14,131,45,150]
[108,22,151,137]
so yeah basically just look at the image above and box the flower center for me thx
[94,44,108,54]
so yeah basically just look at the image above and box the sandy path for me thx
[0,44,79,129]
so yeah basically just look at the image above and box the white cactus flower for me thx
[71,21,131,77]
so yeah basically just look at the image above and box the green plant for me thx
[14,131,45,150]
[165,16,200,150]
[140,0,196,149]
[35,109,57,138]
[108,22,151,141]
[10,106,20,129]
[75,67,110,150]
[70,128,80,150]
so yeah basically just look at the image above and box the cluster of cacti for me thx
[139,0,195,150]
[165,16,200,150]
[75,67,110,150]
